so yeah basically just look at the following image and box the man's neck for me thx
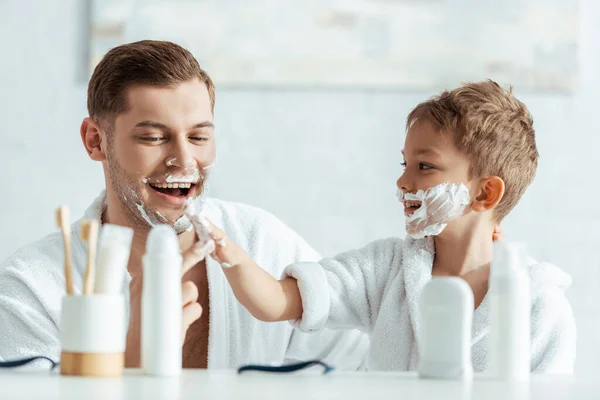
[432,219,495,277]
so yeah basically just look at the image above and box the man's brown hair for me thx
[407,80,538,221]
[87,40,215,129]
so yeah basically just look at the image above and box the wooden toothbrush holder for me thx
[59,294,126,377]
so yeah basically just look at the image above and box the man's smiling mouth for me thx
[149,182,195,197]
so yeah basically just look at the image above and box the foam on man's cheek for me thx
[400,182,471,239]
[127,158,217,232]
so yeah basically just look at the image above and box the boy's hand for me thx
[194,216,251,269]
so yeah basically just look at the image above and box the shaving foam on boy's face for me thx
[398,182,471,239]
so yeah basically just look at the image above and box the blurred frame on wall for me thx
[89,0,578,92]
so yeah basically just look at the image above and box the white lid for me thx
[145,225,180,258]
[492,240,524,275]
[99,223,134,249]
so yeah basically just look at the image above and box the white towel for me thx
[0,191,370,370]
[285,236,576,373]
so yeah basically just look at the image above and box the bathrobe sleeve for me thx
[0,252,64,366]
[530,286,577,374]
[284,238,403,333]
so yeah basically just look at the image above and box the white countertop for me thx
[0,369,596,400]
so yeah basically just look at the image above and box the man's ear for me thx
[471,176,505,212]
[80,117,107,161]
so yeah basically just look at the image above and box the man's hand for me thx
[125,238,208,367]
[179,239,213,343]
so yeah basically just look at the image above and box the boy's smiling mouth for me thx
[403,200,422,216]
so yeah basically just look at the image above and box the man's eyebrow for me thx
[191,121,214,129]
[133,120,215,129]
[134,120,169,129]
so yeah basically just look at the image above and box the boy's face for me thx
[397,120,477,234]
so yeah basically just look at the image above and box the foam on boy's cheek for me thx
[399,182,471,239]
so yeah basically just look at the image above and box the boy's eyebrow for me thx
[401,148,441,157]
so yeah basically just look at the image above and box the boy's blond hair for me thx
[407,80,538,222]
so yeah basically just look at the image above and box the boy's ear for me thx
[471,176,505,212]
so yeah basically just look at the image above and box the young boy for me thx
[194,80,576,373]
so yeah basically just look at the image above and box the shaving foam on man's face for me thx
[397,183,471,239]
[105,79,216,234]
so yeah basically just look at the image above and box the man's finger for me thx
[181,302,203,343]
[182,281,199,307]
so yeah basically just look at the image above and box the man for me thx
[0,40,368,369]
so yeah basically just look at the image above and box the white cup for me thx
[59,294,126,376]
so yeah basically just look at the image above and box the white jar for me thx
[60,294,126,376]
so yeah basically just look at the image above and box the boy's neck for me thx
[432,219,495,277]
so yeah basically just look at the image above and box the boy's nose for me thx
[396,173,411,193]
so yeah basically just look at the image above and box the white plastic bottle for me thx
[488,240,531,380]
[141,225,182,376]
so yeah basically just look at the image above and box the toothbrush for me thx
[80,219,100,295]
[55,205,74,295]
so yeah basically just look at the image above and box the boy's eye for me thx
[402,162,433,170]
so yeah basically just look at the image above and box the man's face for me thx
[104,79,215,233]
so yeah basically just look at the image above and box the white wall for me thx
[1,0,598,374]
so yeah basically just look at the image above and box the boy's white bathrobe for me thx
[0,192,369,369]
[286,236,576,373]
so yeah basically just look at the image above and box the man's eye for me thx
[191,137,209,142]
[401,162,407,169]
[140,137,163,142]
[419,163,433,170]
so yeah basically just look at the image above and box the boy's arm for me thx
[201,218,304,322]
[225,265,303,323]
[203,217,400,332]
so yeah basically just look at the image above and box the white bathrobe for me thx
[285,236,576,373]
[0,192,369,370]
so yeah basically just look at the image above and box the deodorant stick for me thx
[141,225,182,376]
[418,277,474,380]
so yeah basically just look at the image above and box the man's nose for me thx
[166,137,196,169]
